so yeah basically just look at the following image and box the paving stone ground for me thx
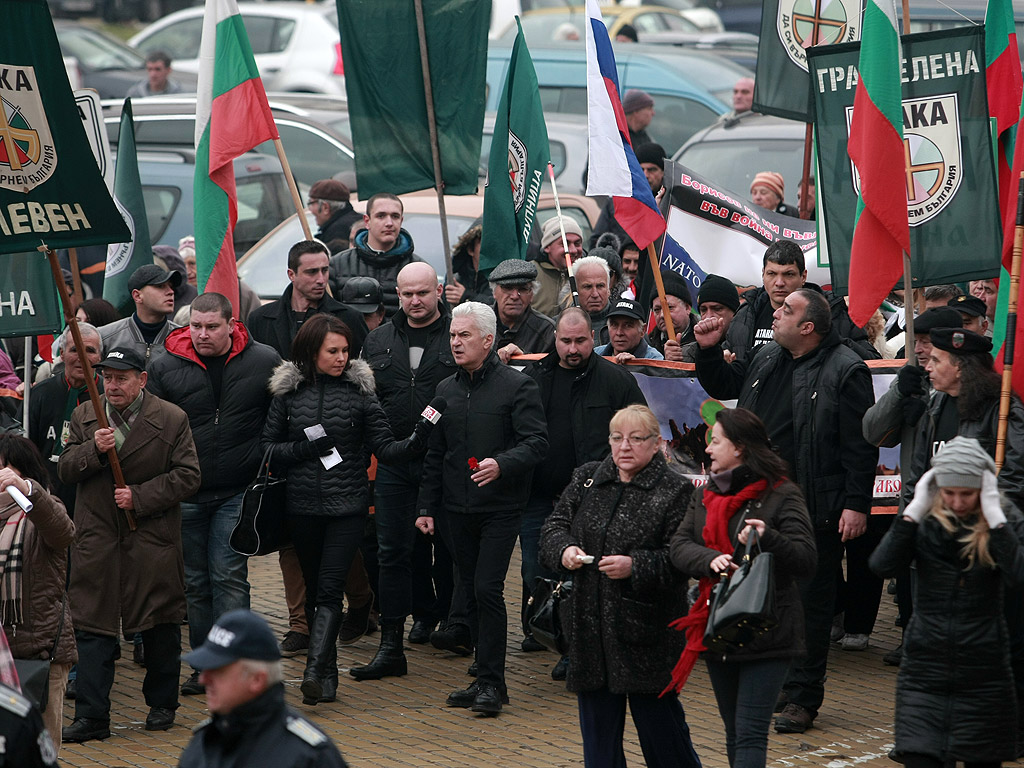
[58,551,1023,768]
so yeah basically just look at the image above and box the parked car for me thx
[237,191,600,300]
[634,30,759,69]
[511,1,723,34]
[54,21,197,99]
[674,111,806,204]
[486,44,737,154]
[480,112,591,195]
[128,2,344,96]
[101,96,355,195]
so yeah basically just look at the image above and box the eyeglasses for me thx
[608,434,657,446]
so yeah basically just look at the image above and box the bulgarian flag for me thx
[845,0,909,327]
[194,0,279,318]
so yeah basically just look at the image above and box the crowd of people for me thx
[0,181,1020,768]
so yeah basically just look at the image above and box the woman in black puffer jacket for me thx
[262,314,427,706]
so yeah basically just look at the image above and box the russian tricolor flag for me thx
[584,0,666,250]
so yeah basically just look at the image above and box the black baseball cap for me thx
[95,347,145,372]
[341,276,384,314]
[182,609,281,670]
[607,298,645,322]
[128,264,183,292]
[948,294,988,318]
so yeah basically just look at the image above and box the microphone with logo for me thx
[408,396,446,454]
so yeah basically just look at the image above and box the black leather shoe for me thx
[62,717,111,743]
[180,671,205,696]
[145,706,176,731]
[133,641,145,667]
[446,682,480,708]
[521,635,546,652]
[430,623,473,656]
[470,682,505,716]
[551,655,569,681]
[64,678,77,700]
[467,661,478,677]
[408,619,436,644]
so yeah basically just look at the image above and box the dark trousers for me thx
[706,657,791,768]
[835,513,889,635]
[784,527,844,715]
[75,624,180,721]
[443,508,520,685]
[577,688,702,768]
[288,514,365,623]
[520,496,558,633]
[412,528,454,624]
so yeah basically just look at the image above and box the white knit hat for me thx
[931,437,995,489]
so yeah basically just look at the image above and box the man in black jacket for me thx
[416,302,547,716]
[486,259,555,362]
[148,292,281,697]
[351,262,458,681]
[726,240,878,363]
[523,308,646,664]
[328,193,423,318]
[29,323,103,513]
[308,179,361,252]
[695,288,876,734]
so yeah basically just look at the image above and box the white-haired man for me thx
[572,256,614,345]
[415,302,547,716]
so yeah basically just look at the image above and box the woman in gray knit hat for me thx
[870,436,1024,768]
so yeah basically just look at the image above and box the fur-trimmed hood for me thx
[268,358,376,397]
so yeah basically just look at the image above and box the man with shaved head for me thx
[352,262,459,681]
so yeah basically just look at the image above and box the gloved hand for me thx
[903,468,937,522]
[897,364,928,397]
[902,395,927,426]
[980,470,1007,529]
[298,435,335,459]
[405,425,429,455]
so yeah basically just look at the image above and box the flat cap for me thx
[309,179,350,203]
[489,259,538,285]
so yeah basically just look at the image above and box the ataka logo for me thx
[778,0,859,71]
[0,65,56,192]
[507,130,528,213]
[105,195,136,278]
[845,94,962,226]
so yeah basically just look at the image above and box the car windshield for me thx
[502,10,618,44]
[58,27,145,70]
[677,137,805,200]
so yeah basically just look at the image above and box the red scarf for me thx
[662,478,768,695]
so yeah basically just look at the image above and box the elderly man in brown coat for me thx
[58,346,201,743]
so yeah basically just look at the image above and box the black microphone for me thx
[417,396,447,428]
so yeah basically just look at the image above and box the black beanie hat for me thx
[697,274,740,313]
[634,142,666,171]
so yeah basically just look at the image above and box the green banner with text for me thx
[810,27,1001,294]
[0,251,61,338]
[0,0,130,254]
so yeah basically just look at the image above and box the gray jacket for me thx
[98,315,180,367]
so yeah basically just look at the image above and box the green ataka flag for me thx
[0,0,129,254]
[0,251,61,339]
[753,0,861,121]
[480,18,549,274]
[336,0,489,199]
[810,27,1001,293]
[103,100,153,317]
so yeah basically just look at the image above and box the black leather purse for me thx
[230,446,288,556]
[526,577,573,654]
[703,527,777,653]
[14,590,66,712]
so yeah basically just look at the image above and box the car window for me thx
[631,12,669,32]
[136,18,204,60]
[128,116,195,145]
[401,214,477,277]
[479,134,567,183]
[234,172,292,254]
[648,96,720,154]
[254,121,353,190]
[242,16,294,54]
[58,27,145,69]
[538,86,589,115]
[142,186,180,243]
[678,137,805,200]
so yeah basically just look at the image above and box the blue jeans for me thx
[577,688,702,768]
[180,493,250,652]
[706,657,791,768]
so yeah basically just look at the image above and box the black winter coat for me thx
[870,514,1024,762]
[539,453,693,694]
[726,284,879,363]
[670,474,817,662]
[179,684,347,768]
[261,359,419,517]
[417,353,547,515]
[147,324,281,501]
[246,284,368,360]
[362,305,455,441]
[328,229,422,317]
[695,330,877,528]
[316,203,361,252]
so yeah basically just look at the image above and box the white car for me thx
[128,2,344,96]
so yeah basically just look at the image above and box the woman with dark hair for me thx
[871,437,1024,768]
[668,407,816,768]
[74,298,119,329]
[261,313,432,706]
[0,434,75,756]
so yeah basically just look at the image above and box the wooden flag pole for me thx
[413,0,455,285]
[547,163,580,308]
[41,246,136,531]
[273,138,313,242]
[798,123,814,220]
[900,0,916,367]
[996,171,1024,471]
[647,243,676,341]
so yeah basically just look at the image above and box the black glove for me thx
[405,424,430,455]
[896,364,928,397]
[902,395,927,426]
[298,435,335,458]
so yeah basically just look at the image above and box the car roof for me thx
[675,111,806,157]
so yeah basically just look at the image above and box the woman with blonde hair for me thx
[870,436,1024,768]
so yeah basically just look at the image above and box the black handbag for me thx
[526,577,573,655]
[703,526,777,654]
[14,590,66,712]
[230,446,288,556]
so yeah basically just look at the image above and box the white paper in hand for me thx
[304,424,343,470]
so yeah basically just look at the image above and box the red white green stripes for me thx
[846,0,909,327]
[194,0,278,317]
